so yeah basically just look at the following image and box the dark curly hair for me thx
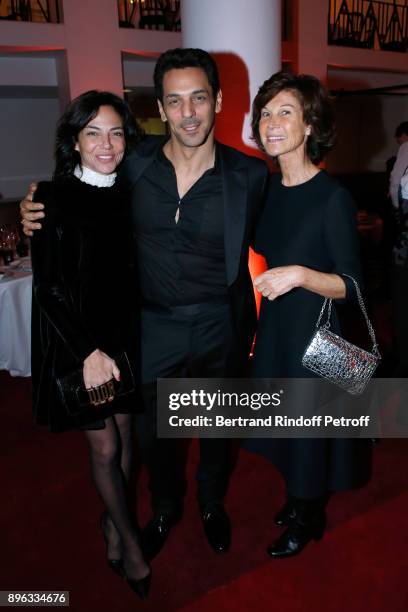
[251,72,336,164]
[153,48,220,102]
[54,90,143,179]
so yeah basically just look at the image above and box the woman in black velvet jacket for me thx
[30,91,150,599]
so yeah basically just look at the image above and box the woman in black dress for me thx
[31,91,150,598]
[247,72,371,557]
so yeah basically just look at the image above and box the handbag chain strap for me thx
[315,273,381,357]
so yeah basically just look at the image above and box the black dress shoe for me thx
[267,502,326,559]
[126,571,151,601]
[141,514,180,561]
[274,498,296,527]
[201,505,231,554]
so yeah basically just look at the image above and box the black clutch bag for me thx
[56,351,136,417]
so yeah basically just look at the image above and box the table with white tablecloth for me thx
[0,261,32,377]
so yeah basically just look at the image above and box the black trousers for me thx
[134,301,236,516]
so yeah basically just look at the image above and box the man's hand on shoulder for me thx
[20,183,44,236]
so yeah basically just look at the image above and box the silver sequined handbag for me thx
[302,274,381,395]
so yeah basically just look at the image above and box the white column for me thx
[62,0,123,99]
[181,0,281,149]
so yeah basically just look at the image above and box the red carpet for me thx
[180,491,408,612]
[2,371,408,611]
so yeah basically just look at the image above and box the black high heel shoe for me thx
[125,570,152,601]
[267,498,326,559]
[100,513,125,578]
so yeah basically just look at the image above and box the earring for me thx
[306,128,311,136]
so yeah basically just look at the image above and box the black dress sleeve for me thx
[30,182,98,363]
[323,185,363,303]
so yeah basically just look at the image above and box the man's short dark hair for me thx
[153,48,220,102]
[395,122,408,138]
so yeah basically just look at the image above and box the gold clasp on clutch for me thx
[87,380,115,406]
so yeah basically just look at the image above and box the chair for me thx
[119,0,137,28]
[138,0,165,30]
[161,0,180,31]
[378,5,407,53]
[10,0,31,21]
[329,4,375,49]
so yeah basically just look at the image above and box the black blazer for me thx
[120,136,269,372]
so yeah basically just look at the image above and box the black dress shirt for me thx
[132,146,228,306]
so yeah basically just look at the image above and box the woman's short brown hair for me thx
[251,71,336,164]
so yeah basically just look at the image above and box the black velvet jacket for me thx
[31,176,138,432]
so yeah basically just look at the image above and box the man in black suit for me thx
[21,48,268,560]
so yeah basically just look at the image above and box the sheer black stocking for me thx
[99,414,133,562]
[85,415,148,580]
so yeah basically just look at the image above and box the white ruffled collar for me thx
[74,165,116,188]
